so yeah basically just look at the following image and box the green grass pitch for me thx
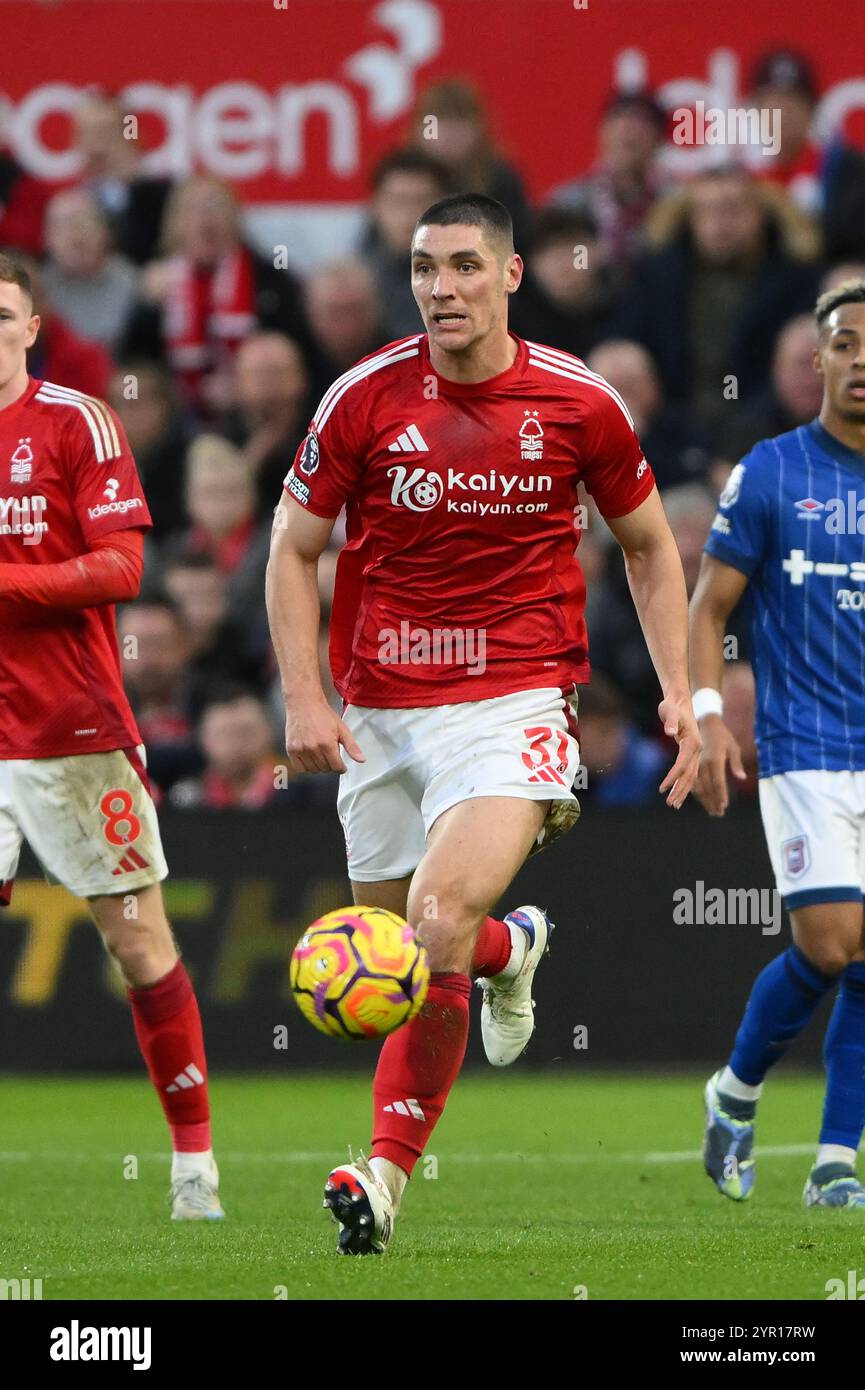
[0,1071,860,1300]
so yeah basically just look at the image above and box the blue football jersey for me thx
[704,418,865,776]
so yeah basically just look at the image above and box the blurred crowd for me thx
[3,50,861,811]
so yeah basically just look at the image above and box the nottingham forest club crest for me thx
[10,437,33,484]
[520,411,544,461]
[298,428,320,477]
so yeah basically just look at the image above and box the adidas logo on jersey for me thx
[166,1063,205,1093]
[383,1097,425,1120]
[387,424,429,453]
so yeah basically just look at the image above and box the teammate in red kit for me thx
[0,255,223,1221]
[267,195,700,1253]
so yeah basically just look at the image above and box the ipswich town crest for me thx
[782,835,810,878]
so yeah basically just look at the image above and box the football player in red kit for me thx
[267,195,700,1253]
[0,255,223,1220]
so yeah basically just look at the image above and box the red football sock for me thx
[471,915,512,978]
[128,960,212,1153]
[371,972,471,1176]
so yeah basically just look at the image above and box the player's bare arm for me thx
[265,493,365,775]
[605,486,701,808]
[689,553,750,817]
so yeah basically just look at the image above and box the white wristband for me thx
[691,687,723,721]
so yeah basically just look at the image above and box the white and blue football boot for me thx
[703,1070,756,1201]
[478,906,552,1067]
[803,1163,865,1209]
[169,1169,225,1221]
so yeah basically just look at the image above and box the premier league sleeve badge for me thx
[298,428,320,477]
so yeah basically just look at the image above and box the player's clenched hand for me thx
[657,694,702,809]
[284,701,366,775]
[693,713,746,817]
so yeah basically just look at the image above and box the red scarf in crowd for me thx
[164,247,257,406]
[201,760,283,808]
[186,515,256,574]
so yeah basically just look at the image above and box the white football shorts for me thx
[337,685,581,882]
[0,745,168,904]
[758,769,865,910]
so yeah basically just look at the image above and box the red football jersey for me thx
[0,377,152,757]
[285,334,655,707]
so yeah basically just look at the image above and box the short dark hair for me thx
[749,49,817,103]
[371,148,452,195]
[416,192,514,255]
[600,90,666,134]
[117,592,187,630]
[0,252,33,306]
[529,206,599,254]
[199,681,263,718]
[111,357,178,407]
[816,278,865,326]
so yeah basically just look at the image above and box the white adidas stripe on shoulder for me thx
[526,341,590,371]
[528,351,636,432]
[36,381,122,462]
[527,341,635,431]
[314,335,423,423]
[36,384,109,462]
[313,338,422,434]
[39,381,121,457]
[527,342,635,430]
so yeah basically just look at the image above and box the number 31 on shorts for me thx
[521,725,570,779]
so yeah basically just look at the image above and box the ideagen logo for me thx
[2,0,443,182]
[87,497,143,520]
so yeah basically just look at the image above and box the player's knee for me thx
[102,918,176,978]
[414,922,468,973]
[406,881,487,972]
[407,879,486,933]
[794,935,854,977]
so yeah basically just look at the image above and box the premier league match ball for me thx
[290,906,430,1040]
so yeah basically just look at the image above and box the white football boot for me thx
[169,1167,225,1221]
[478,906,552,1067]
[324,1153,394,1255]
